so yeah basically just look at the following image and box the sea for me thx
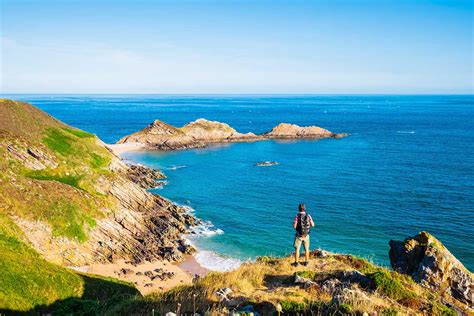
[6,95,473,271]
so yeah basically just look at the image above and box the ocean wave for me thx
[397,131,415,134]
[188,220,224,237]
[179,204,240,271]
[166,165,187,171]
[194,250,242,272]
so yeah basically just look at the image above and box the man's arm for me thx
[309,215,315,227]
[293,215,298,229]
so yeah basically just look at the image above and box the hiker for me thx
[292,203,315,266]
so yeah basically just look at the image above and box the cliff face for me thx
[0,99,196,267]
[389,231,473,309]
[117,118,347,150]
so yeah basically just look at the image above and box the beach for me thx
[75,256,208,295]
[106,142,145,155]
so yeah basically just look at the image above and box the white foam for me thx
[194,250,242,272]
[397,131,415,134]
[167,165,187,171]
[188,220,224,237]
[177,203,242,272]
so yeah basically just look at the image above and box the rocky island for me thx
[0,99,472,316]
[116,118,349,151]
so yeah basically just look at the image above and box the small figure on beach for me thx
[292,203,315,267]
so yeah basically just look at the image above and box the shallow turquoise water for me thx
[8,95,474,270]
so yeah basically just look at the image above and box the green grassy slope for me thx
[0,212,138,313]
[0,99,138,312]
[0,99,115,243]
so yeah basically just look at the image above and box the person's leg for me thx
[294,237,301,265]
[304,235,310,263]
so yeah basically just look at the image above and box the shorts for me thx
[294,235,310,253]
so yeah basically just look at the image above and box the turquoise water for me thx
[7,95,474,270]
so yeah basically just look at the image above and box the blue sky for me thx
[1,0,472,94]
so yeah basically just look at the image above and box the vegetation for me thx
[0,99,126,311]
[97,253,459,315]
[0,100,466,315]
[0,99,115,243]
[0,213,137,313]
[368,270,416,301]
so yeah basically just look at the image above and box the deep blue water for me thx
[5,95,474,271]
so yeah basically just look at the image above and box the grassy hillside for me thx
[107,254,458,316]
[0,99,115,243]
[0,212,138,313]
[0,99,137,312]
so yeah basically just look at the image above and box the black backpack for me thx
[296,213,311,236]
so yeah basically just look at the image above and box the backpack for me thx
[296,213,311,236]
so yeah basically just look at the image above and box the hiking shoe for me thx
[291,262,299,267]
[301,261,309,266]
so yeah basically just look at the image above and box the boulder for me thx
[294,274,316,288]
[389,231,473,307]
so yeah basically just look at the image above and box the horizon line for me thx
[1,93,473,96]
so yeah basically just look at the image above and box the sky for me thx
[0,0,472,94]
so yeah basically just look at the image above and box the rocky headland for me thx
[1,99,472,316]
[117,118,349,150]
[0,99,198,268]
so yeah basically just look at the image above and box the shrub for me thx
[280,300,306,313]
[368,270,416,301]
[295,270,317,280]
[382,307,399,316]
[430,303,457,316]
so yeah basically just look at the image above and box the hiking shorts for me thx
[294,235,310,253]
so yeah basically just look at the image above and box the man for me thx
[292,203,315,266]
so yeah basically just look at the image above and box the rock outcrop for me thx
[1,99,197,267]
[389,231,473,308]
[263,123,345,139]
[117,118,348,150]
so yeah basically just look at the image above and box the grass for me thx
[368,270,416,301]
[43,128,75,156]
[64,128,95,138]
[26,170,84,190]
[101,253,459,315]
[1,105,115,242]
[0,212,138,313]
[0,213,81,311]
[90,152,111,169]
[46,199,96,242]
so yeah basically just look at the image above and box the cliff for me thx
[389,231,473,308]
[0,99,197,311]
[117,118,347,150]
[1,99,471,315]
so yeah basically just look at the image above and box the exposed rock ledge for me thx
[117,119,348,150]
[389,231,473,309]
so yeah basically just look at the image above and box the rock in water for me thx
[255,161,279,167]
[389,231,473,307]
[263,122,349,139]
[117,118,348,150]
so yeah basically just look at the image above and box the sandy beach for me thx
[76,256,208,295]
[106,142,145,155]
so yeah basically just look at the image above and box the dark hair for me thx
[298,203,306,212]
